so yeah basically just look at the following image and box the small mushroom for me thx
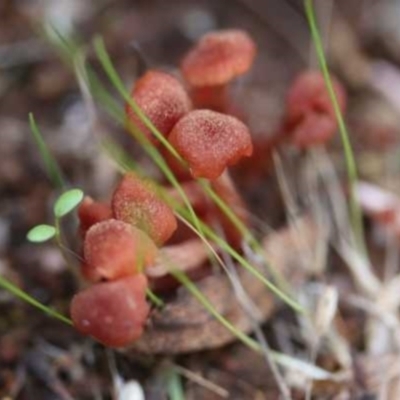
[285,70,347,148]
[78,196,113,237]
[125,70,192,144]
[181,30,256,112]
[112,173,177,245]
[70,274,149,347]
[83,219,157,282]
[168,109,253,180]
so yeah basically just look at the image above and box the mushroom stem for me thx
[208,171,249,248]
[189,84,229,112]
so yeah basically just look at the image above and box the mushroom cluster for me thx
[70,28,348,348]
[71,173,177,347]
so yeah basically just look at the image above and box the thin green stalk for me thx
[29,113,65,190]
[200,181,292,293]
[48,31,304,312]
[0,275,72,326]
[86,42,303,312]
[92,37,203,236]
[304,0,366,255]
[171,269,261,351]
[166,368,186,400]
[179,209,305,314]
[146,288,164,307]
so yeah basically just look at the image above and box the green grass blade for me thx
[178,208,305,314]
[29,113,65,190]
[166,368,186,400]
[304,0,366,254]
[0,275,72,326]
[92,37,203,234]
[171,269,261,352]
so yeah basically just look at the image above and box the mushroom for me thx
[181,29,256,113]
[125,70,192,144]
[112,173,177,245]
[83,219,157,282]
[78,196,113,237]
[168,109,253,180]
[285,70,347,148]
[70,274,149,347]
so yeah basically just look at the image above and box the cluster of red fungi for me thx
[70,29,347,347]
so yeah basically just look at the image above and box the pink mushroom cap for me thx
[112,173,177,245]
[125,70,192,144]
[181,29,256,87]
[83,219,157,282]
[168,109,253,180]
[70,274,149,347]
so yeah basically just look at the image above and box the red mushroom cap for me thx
[78,196,113,237]
[168,109,253,180]
[181,29,256,87]
[70,274,149,347]
[112,173,177,245]
[125,70,192,144]
[286,70,346,123]
[290,112,337,149]
[285,70,347,147]
[83,219,157,282]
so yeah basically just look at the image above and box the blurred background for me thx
[2,0,400,398]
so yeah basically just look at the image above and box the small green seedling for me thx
[27,224,56,243]
[27,188,84,243]
[54,188,84,218]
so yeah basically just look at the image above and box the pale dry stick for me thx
[376,357,400,400]
[216,224,292,400]
[301,159,331,276]
[304,285,338,400]
[171,364,229,399]
[336,243,381,297]
[308,147,381,296]
[382,156,400,283]
[308,147,353,244]
[383,231,400,284]
[272,151,316,273]
[374,275,400,354]
[345,293,400,351]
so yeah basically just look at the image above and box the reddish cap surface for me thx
[78,196,113,236]
[181,29,256,87]
[285,70,347,147]
[168,110,253,180]
[290,112,337,149]
[286,70,347,125]
[70,275,149,347]
[125,70,191,144]
[112,173,177,245]
[83,219,157,282]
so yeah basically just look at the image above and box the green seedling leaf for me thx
[27,224,56,243]
[304,0,366,256]
[54,188,84,218]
